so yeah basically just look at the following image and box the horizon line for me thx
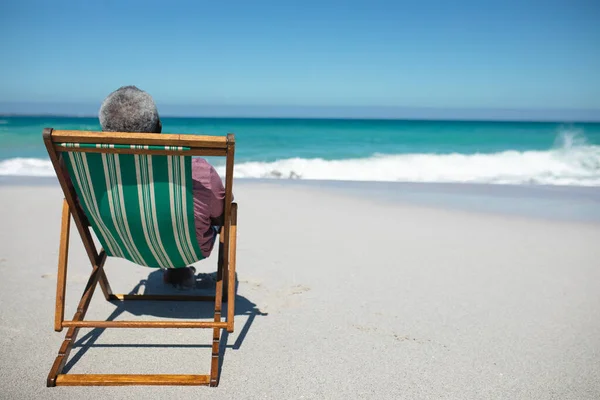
[1,103,599,123]
[1,112,600,124]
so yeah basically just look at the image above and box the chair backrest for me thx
[44,129,235,269]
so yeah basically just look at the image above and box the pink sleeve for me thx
[209,165,226,219]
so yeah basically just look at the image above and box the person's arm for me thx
[208,164,227,227]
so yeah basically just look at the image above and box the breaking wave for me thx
[221,131,600,186]
[2,131,600,186]
[217,147,600,186]
[0,157,54,177]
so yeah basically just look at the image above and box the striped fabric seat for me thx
[63,146,204,269]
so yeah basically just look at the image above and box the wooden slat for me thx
[227,203,238,333]
[98,270,113,301]
[209,135,235,385]
[55,374,211,386]
[78,251,107,315]
[109,294,216,302]
[52,130,179,144]
[210,317,221,387]
[211,235,225,386]
[54,199,71,332]
[54,145,226,157]
[62,320,228,329]
[221,134,235,298]
[177,134,228,148]
[50,130,227,148]
[43,129,100,272]
[42,129,113,298]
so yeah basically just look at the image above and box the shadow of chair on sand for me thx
[63,269,268,374]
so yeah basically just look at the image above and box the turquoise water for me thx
[1,116,600,185]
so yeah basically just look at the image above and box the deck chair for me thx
[43,128,237,387]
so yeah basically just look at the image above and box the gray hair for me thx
[99,86,161,133]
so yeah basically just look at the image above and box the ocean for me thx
[1,116,600,186]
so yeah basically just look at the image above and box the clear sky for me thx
[1,0,599,119]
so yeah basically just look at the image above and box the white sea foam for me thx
[0,158,55,177]
[217,130,600,186]
[215,146,600,186]
[2,131,600,186]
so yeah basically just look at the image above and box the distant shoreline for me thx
[2,114,600,124]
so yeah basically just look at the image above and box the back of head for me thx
[99,86,161,133]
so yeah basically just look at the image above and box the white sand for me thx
[1,181,599,399]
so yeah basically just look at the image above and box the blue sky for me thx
[1,0,598,119]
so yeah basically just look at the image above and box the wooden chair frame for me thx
[43,128,237,387]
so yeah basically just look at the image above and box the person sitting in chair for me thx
[98,85,225,288]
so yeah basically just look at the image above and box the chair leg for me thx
[98,270,113,301]
[226,203,238,332]
[54,200,71,332]
[47,252,107,387]
[209,284,224,386]
[210,228,227,386]
[209,324,221,387]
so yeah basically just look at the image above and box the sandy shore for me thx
[1,180,599,399]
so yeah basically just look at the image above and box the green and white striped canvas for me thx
[63,148,204,269]
[59,143,189,151]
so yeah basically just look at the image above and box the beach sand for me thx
[1,180,599,399]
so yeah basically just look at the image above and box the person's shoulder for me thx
[191,157,213,171]
[191,157,210,167]
[191,157,219,180]
[191,157,211,179]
